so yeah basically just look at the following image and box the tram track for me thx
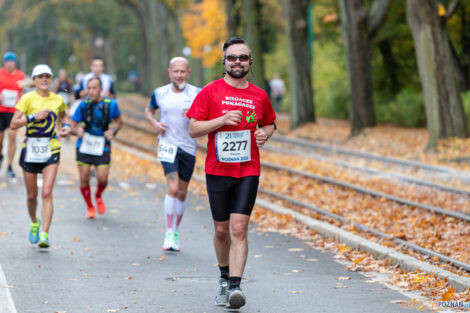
[119,114,469,217]
[115,121,470,273]
[119,107,470,195]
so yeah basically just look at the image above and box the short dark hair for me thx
[223,37,250,55]
[91,56,105,66]
[87,77,102,88]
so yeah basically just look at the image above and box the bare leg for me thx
[7,129,16,167]
[228,213,250,277]
[23,171,38,223]
[78,165,91,187]
[96,166,110,187]
[213,220,230,267]
[41,163,59,233]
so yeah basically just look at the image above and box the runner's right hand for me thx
[34,110,50,120]
[77,127,84,138]
[154,121,167,135]
[222,110,242,126]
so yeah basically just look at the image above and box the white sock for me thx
[173,197,187,233]
[163,194,176,234]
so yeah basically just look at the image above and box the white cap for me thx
[31,64,53,78]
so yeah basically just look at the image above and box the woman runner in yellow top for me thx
[10,64,70,248]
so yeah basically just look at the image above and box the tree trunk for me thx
[284,0,315,128]
[226,0,241,36]
[339,0,375,135]
[377,39,400,95]
[407,0,468,148]
[242,0,266,90]
[338,0,392,135]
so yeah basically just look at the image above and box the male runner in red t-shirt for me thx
[187,37,276,309]
[0,52,25,177]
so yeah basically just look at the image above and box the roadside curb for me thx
[255,199,470,291]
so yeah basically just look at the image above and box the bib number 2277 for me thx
[215,130,251,163]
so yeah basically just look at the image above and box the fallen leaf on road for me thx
[291,269,303,273]
[156,256,166,261]
[306,258,318,262]
[132,263,140,266]
[192,206,205,211]
[0,232,8,237]
[289,291,304,294]
[288,248,303,252]
[337,277,351,280]
[73,237,78,242]
[125,276,133,280]
[335,283,348,289]
[389,300,406,304]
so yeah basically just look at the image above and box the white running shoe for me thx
[162,232,174,251]
[172,232,180,251]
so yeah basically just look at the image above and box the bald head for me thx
[169,57,189,69]
[168,57,191,91]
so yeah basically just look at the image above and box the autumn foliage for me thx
[181,0,227,66]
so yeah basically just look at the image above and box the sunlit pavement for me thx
[0,141,413,313]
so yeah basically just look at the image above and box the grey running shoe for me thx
[6,165,15,178]
[226,287,246,309]
[214,278,228,306]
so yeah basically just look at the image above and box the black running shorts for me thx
[0,113,13,131]
[161,148,195,183]
[76,148,111,167]
[19,149,60,174]
[205,174,259,222]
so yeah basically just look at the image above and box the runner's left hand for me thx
[104,129,114,140]
[254,128,268,147]
[58,127,70,138]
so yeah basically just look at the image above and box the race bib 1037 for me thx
[25,137,51,163]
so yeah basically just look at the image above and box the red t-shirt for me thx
[0,67,25,113]
[187,78,276,178]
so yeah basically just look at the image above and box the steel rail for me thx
[270,135,457,173]
[121,120,470,221]
[258,188,470,272]
[263,145,470,197]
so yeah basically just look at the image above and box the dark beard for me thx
[226,67,249,78]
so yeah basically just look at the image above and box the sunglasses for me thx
[225,54,251,62]
[36,74,52,79]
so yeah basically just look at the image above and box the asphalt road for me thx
[0,142,414,313]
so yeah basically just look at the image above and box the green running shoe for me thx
[28,218,40,244]
[38,232,49,248]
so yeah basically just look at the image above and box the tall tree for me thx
[242,0,266,89]
[118,0,171,94]
[338,0,392,136]
[226,0,241,36]
[284,0,314,128]
[407,0,468,148]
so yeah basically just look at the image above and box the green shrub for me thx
[375,88,425,127]
[462,91,470,126]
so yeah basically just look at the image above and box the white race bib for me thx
[157,137,177,163]
[1,89,19,108]
[215,130,251,163]
[26,138,51,163]
[79,132,105,156]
